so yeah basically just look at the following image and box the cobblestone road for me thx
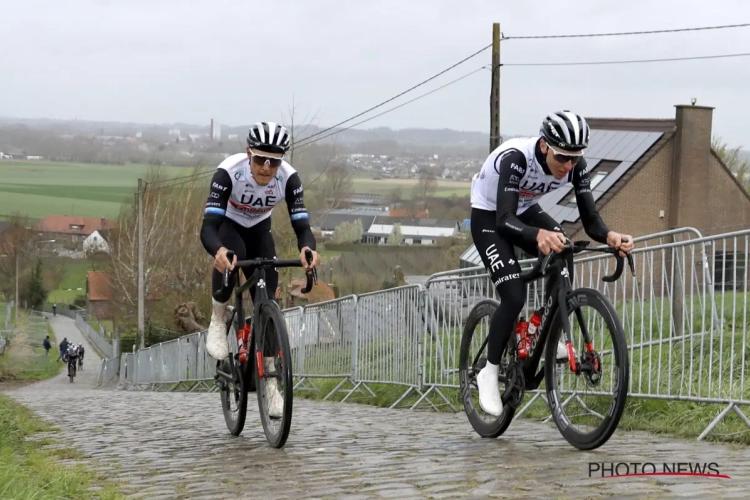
[5,317,750,499]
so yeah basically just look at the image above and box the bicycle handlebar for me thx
[519,238,635,284]
[219,248,318,296]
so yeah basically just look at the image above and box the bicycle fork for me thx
[557,286,599,374]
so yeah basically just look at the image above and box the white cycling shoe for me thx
[206,298,229,360]
[263,357,284,418]
[555,341,569,362]
[476,361,504,416]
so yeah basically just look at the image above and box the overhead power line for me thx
[502,22,750,40]
[144,170,213,192]
[146,169,213,186]
[501,52,750,67]
[291,22,749,151]
[293,67,485,148]
[294,44,492,144]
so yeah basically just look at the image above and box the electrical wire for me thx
[502,22,750,40]
[294,44,492,144]
[293,66,486,148]
[501,52,750,66]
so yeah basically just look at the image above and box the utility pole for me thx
[489,22,501,153]
[15,250,18,321]
[137,178,145,349]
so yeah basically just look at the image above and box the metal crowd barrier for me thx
[98,227,750,440]
[74,312,114,359]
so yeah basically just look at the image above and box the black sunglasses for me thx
[552,153,581,165]
[251,153,282,168]
[547,144,582,165]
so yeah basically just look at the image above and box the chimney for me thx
[100,217,106,229]
[668,103,715,230]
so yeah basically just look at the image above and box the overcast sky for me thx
[2,0,749,148]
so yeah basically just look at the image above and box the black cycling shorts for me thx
[470,204,569,364]
[212,217,278,304]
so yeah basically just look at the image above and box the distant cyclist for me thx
[200,121,321,417]
[469,110,634,416]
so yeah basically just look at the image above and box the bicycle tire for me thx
[459,299,515,438]
[255,301,294,449]
[219,306,249,436]
[544,287,629,451]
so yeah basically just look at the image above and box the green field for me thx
[0,160,471,219]
[0,160,211,219]
[47,259,92,306]
[352,177,471,198]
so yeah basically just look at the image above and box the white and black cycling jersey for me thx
[200,153,314,256]
[470,136,609,245]
[205,153,306,228]
[472,136,576,214]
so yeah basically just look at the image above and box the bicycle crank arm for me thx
[214,369,235,383]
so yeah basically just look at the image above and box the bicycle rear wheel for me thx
[544,287,629,450]
[219,305,249,436]
[255,301,293,449]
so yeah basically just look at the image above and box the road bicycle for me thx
[459,239,635,450]
[214,249,317,448]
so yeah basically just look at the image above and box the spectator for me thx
[57,337,69,362]
[43,335,51,356]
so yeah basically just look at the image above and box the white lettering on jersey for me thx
[470,137,571,214]
[217,153,296,228]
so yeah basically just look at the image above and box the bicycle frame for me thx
[475,240,634,392]
[226,265,272,379]
[215,251,316,385]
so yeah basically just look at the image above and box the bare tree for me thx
[387,187,403,207]
[0,213,36,301]
[321,162,354,209]
[412,171,438,202]
[107,165,213,335]
[43,258,69,291]
[283,95,321,166]
[713,135,750,191]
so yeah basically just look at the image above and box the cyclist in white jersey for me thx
[469,110,634,416]
[201,121,321,415]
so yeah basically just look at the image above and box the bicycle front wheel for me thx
[255,301,294,449]
[544,287,629,451]
[219,306,249,436]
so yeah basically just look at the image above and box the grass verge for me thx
[0,394,122,499]
[292,377,750,446]
[0,312,62,383]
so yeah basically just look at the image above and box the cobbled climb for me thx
[4,316,750,499]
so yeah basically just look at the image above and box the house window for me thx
[566,172,608,206]
[714,251,748,291]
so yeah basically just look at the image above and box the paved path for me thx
[5,316,750,499]
[46,313,102,385]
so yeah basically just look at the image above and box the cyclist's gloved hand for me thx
[606,232,634,257]
[214,247,237,273]
[299,246,321,271]
[536,229,566,255]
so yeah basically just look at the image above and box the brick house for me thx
[459,102,750,290]
[86,271,113,319]
[34,215,116,248]
[86,270,162,320]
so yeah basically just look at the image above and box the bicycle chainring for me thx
[501,360,525,409]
